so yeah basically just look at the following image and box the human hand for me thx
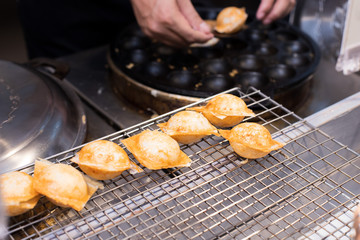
[256,0,296,24]
[130,0,214,47]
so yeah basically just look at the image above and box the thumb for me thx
[256,0,275,20]
[176,0,212,34]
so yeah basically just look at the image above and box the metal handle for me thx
[27,57,70,80]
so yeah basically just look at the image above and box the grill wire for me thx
[6,87,360,239]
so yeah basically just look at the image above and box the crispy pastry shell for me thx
[0,171,40,216]
[220,122,285,159]
[158,111,219,144]
[33,159,103,211]
[122,130,191,170]
[188,94,255,128]
[71,140,142,180]
[215,7,248,34]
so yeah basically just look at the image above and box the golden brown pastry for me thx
[71,140,142,180]
[121,130,191,170]
[0,171,40,216]
[355,204,360,240]
[33,159,103,211]
[215,7,248,34]
[187,94,255,128]
[158,111,219,144]
[219,122,285,159]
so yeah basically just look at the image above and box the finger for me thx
[262,0,293,24]
[282,0,297,17]
[144,21,190,47]
[132,0,212,46]
[136,0,190,46]
[158,3,213,45]
[171,13,214,44]
[151,29,189,47]
[256,0,275,20]
[288,0,297,14]
[176,0,211,34]
[153,15,196,46]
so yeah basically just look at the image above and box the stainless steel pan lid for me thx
[0,60,86,174]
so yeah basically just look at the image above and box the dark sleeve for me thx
[17,0,135,59]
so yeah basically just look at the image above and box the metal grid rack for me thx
[6,87,360,239]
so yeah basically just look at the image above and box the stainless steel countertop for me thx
[306,91,360,153]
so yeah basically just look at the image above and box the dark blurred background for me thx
[0,0,27,62]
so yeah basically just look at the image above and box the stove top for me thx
[59,45,360,142]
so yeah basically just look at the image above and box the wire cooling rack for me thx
[6,87,360,239]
